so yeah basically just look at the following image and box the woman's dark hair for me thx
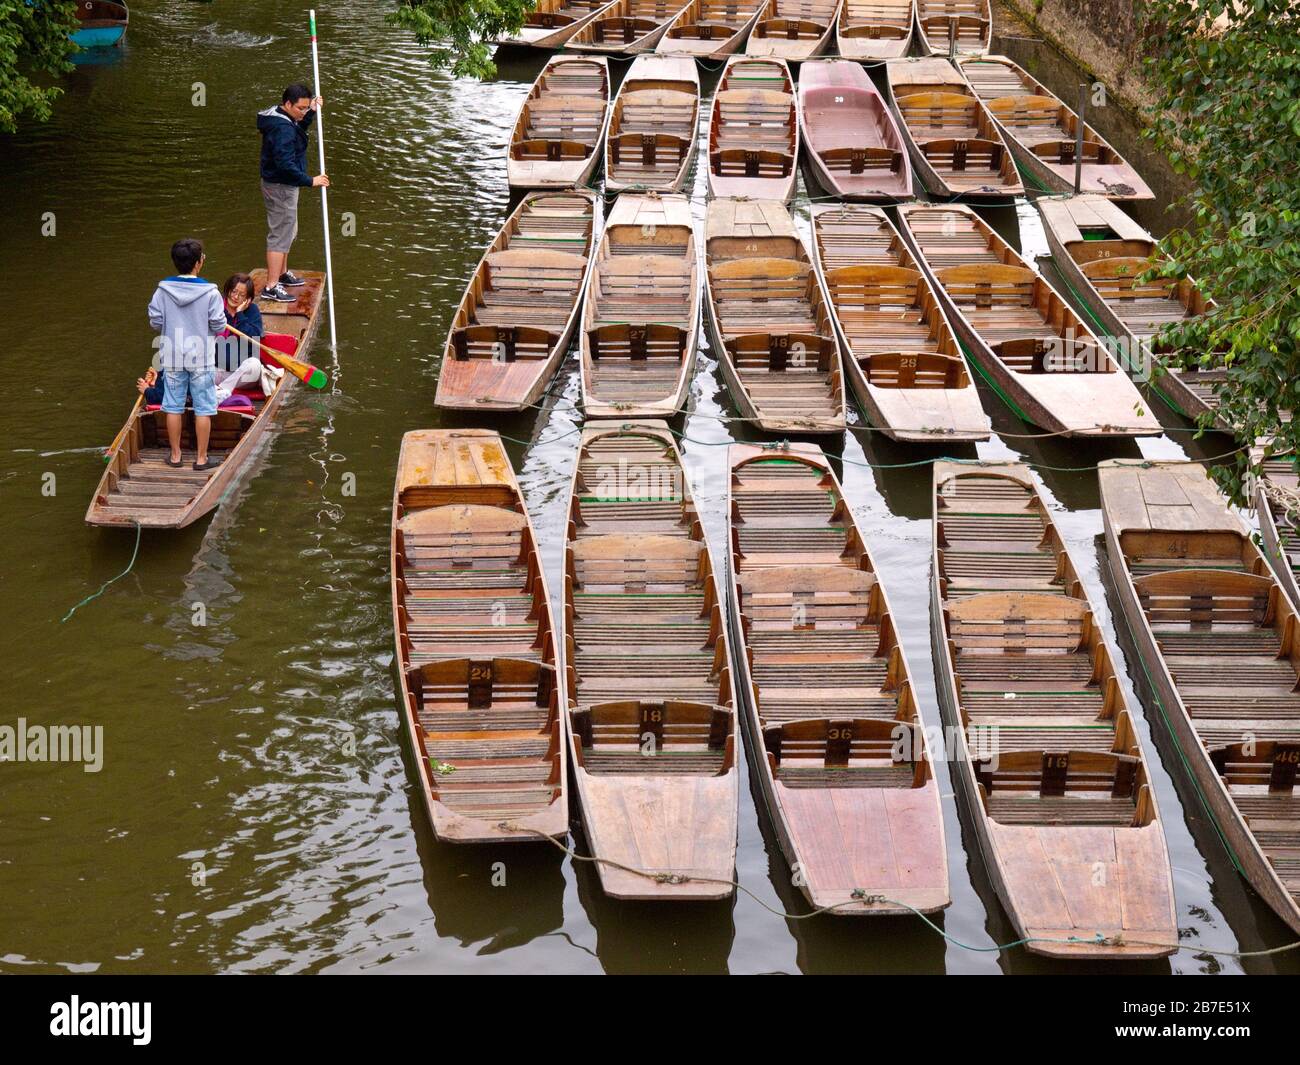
[170,238,204,274]
[282,82,313,104]
[222,272,255,303]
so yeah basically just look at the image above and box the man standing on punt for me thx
[257,83,330,304]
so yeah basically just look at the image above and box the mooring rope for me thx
[61,519,143,622]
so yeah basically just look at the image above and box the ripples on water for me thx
[0,0,1293,974]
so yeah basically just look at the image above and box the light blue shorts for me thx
[162,370,218,417]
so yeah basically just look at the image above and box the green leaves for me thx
[1141,0,1300,501]
[387,0,536,80]
[0,0,78,134]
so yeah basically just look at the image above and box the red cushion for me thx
[260,332,297,368]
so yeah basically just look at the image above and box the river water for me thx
[0,0,1291,974]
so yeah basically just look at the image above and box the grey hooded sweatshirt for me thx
[148,276,227,372]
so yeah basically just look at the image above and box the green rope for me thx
[62,520,142,623]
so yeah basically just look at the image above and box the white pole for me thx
[309,9,338,350]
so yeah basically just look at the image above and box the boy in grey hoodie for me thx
[148,238,228,470]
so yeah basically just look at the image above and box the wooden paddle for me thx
[225,322,328,389]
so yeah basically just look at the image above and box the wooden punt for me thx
[810,204,990,442]
[932,460,1177,958]
[391,430,566,844]
[1252,452,1300,613]
[914,0,990,56]
[604,55,700,194]
[655,0,766,60]
[579,193,701,419]
[566,0,691,53]
[728,442,950,914]
[745,0,840,59]
[798,60,912,203]
[506,56,612,191]
[435,190,600,412]
[885,56,1022,201]
[958,55,1154,201]
[563,421,739,899]
[1034,194,1225,430]
[497,0,623,47]
[704,198,845,434]
[87,271,325,529]
[707,56,799,203]
[72,1,129,49]
[895,203,1160,437]
[1100,458,1300,938]
[836,0,913,61]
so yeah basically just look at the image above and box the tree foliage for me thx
[0,0,78,134]
[387,0,534,80]
[1140,0,1300,499]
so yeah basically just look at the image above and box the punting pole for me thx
[1074,84,1086,195]
[309,9,338,350]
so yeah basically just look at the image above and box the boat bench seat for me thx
[609,131,691,173]
[764,718,924,788]
[753,16,830,40]
[572,700,732,776]
[1210,741,1300,793]
[976,749,1141,826]
[586,15,662,45]
[407,657,555,733]
[710,147,795,179]
[1136,569,1275,628]
[921,137,1005,175]
[817,145,904,175]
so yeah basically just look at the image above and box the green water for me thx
[0,0,1291,973]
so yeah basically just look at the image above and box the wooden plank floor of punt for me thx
[655,0,767,60]
[745,0,840,60]
[564,421,739,899]
[728,443,949,914]
[704,197,845,434]
[604,55,700,193]
[1252,452,1300,614]
[836,0,913,61]
[895,203,1161,438]
[87,271,325,529]
[1101,459,1300,937]
[933,461,1177,958]
[498,0,623,47]
[580,193,700,419]
[885,56,1022,201]
[506,55,612,191]
[798,60,912,202]
[958,55,1153,201]
[566,0,693,53]
[707,56,799,203]
[1034,195,1226,430]
[436,190,599,412]
[914,0,990,56]
[810,203,990,442]
[391,430,566,844]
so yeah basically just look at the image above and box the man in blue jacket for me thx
[257,83,330,303]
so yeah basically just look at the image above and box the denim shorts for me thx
[162,370,218,417]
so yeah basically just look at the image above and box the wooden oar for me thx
[225,323,328,389]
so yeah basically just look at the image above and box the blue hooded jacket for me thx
[257,105,316,187]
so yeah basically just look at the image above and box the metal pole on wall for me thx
[309,9,338,350]
[1074,84,1087,195]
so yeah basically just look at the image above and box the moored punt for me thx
[914,0,990,56]
[728,442,950,914]
[1252,452,1300,613]
[1034,194,1226,430]
[567,0,691,53]
[933,461,1177,958]
[895,203,1160,437]
[656,0,766,59]
[563,421,739,899]
[798,60,912,203]
[959,55,1154,201]
[836,0,913,61]
[390,430,566,844]
[707,56,799,203]
[435,190,600,412]
[745,0,840,59]
[810,204,990,442]
[87,271,325,529]
[704,198,845,434]
[580,193,701,419]
[506,56,612,191]
[71,0,128,48]
[885,56,1022,201]
[497,0,622,47]
[604,55,700,194]
[1100,459,1300,938]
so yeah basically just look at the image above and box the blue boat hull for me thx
[71,25,126,48]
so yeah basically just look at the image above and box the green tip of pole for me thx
[306,367,328,390]
[310,11,317,33]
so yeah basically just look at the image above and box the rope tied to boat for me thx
[61,519,143,623]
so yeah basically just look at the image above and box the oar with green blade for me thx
[226,323,328,389]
